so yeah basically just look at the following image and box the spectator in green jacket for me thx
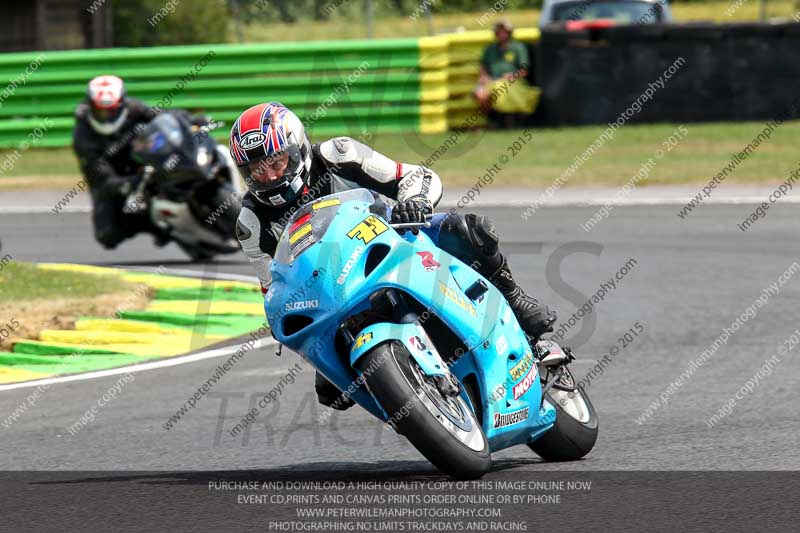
[473,19,530,116]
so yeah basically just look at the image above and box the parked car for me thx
[539,0,673,27]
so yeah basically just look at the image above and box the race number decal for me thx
[347,215,388,244]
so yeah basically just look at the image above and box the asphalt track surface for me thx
[1,204,799,530]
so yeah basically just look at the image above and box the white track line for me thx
[136,266,260,284]
[4,195,800,214]
[0,207,90,214]
[0,268,269,392]
[0,337,276,392]
[0,250,610,392]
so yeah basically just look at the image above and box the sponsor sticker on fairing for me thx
[312,199,341,210]
[438,281,477,317]
[512,364,538,400]
[284,300,319,311]
[509,350,534,381]
[353,332,373,350]
[416,251,440,272]
[337,245,365,285]
[409,335,427,351]
[493,407,529,429]
[495,334,508,356]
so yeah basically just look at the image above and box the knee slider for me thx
[465,214,499,256]
[439,212,473,254]
[438,213,502,275]
[95,227,120,249]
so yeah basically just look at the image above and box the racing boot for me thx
[315,371,355,411]
[487,256,557,343]
[437,212,557,342]
[151,226,172,248]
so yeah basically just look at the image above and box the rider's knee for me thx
[440,212,499,254]
[464,214,499,255]
[437,212,502,274]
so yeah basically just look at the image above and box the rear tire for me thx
[528,367,598,461]
[358,341,491,479]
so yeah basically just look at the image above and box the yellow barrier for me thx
[420,28,541,132]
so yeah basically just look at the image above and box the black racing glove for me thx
[191,114,212,127]
[391,197,432,234]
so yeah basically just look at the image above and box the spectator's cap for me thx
[494,18,514,33]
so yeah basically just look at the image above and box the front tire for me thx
[528,367,598,461]
[190,182,241,238]
[358,341,491,479]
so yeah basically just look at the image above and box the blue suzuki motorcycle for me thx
[266,189,597,478]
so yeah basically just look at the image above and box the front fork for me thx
[346,288,461,399]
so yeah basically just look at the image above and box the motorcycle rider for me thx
[231,102,557,409]
[73,75,209,249]
[72,75,166,249]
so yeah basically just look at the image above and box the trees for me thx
[113,0,230,46]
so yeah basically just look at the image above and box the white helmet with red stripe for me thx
[229,102,312,207]
[86,75,128,135]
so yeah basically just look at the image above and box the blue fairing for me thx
[265,189,555,451]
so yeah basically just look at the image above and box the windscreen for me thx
[132,114,185,163]
[274,189,379,264]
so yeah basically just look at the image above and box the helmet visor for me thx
[239,144,304,194]
[90,102,123,125]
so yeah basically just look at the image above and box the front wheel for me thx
[528,366,598,461]
[174,239,216,262]
[190,181,241,238]
[358,341,491,479]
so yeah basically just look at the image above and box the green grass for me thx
[0,148,79,179]
[239,1,799,43]
[667,0,796,23]
[0,262,139,303]
[364,120,800,187]
[2,120,799,188]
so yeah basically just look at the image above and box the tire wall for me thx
[536,22,800,125]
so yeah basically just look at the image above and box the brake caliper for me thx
[433,373,461,398]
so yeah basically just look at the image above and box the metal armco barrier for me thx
[0,39,423,148]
